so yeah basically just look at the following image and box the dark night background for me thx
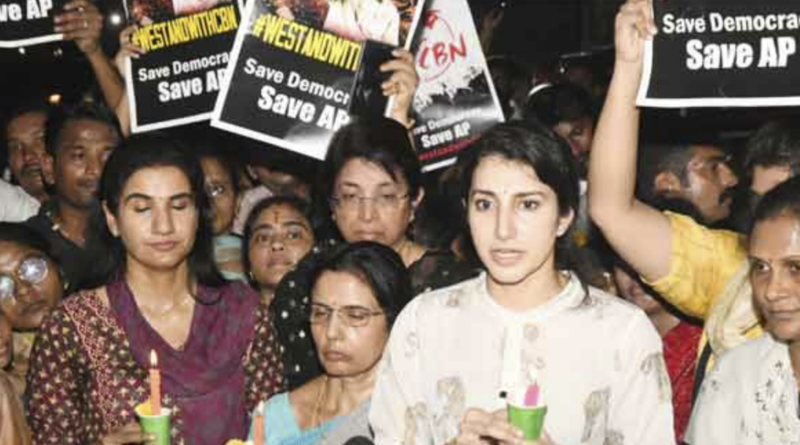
[0,0,617,116]
[1,0,793,139]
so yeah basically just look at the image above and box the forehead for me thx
[335,158,403,188]
[690,144,725,160]
[200,156,232,181]
[255,204,308,227]
[58,118,119,146]
[0,241,38,270]
[471,156,545,191]
[749,214,800,257]
[311,270,379,307]
[6,111,46,135]
[122,166,192,197]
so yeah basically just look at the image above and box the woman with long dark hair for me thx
[26,133,284,445]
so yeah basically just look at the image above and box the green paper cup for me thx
[507,403,547,441]
[135,402,172,445]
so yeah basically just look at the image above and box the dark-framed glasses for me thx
[0,256,49,303]
[309,302,385,328]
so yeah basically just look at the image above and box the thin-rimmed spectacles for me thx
[309,302,385,328]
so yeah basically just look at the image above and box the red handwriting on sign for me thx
[417,9,468,82]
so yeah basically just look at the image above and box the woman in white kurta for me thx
[686,178,800,445]
[369,121,675,445]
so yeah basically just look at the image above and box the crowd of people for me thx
[1,0,800,444]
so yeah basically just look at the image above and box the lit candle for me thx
[149,350,162,415]
[253,401,265,445]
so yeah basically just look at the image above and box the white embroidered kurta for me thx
[686,335,800,445]
[370,273,675,445]
[323,0,399,45]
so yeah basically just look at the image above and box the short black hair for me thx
[743,120,800,181]
[523,82,596,127]
[0,222,52,256]
[86,132,224,288]
[308,241,412,329]
[44,101,121,158]
[750,175,800,234]
[321,116,422,204]
[635,142,696,205]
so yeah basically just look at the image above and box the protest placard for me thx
[211,0,424,160]
[637,0,800,107]
[124,0,241,132]
[0,0,62,48]
[410,0,504,171]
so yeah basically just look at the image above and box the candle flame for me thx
[150,350,158,368]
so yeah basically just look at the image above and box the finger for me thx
[379,58,416,75]
[483,419,524,444]
[391,48,414,62]
[382,69,416,88]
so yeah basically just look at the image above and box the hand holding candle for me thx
[149,350,162,415]
[507,381,547,440]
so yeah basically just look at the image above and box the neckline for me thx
[118,280,200,354]
[476,272,582,322]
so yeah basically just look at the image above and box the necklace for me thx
[310,376,328,428]
[138,292,193,319]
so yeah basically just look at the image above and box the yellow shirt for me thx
[648,212,762,364]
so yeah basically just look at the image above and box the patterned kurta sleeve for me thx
[608,311,676,445]
[25,308,89,445]
[370,299,433,445]
[244,299,286,412]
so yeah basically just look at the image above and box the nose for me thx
[719,163,738,188]
[270,236,285,252]
[324,310,345,340]
[14,279,37,305]
[763,269,790,303]
[22,145,40,164]
[494,203,515,240]
[152,206,176,235]
[85,154,103,180]
[357,198,376,222]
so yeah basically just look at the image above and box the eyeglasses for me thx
[330,192,410,212]
[0,256,49,303]
[309,302,385,328]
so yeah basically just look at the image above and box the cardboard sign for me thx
[410,0,504,171]
[637,0,800,107]
[125,0,242,132]
[0,0,62,48]
[211,0,424,160]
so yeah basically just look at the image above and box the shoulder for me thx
[265,391,292,414]
[665,211,746,256]
[409,250,479,295]
[410,274,482,311]
[57,287,106,319]
[577,285,663,350]
[714,335,775,377]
